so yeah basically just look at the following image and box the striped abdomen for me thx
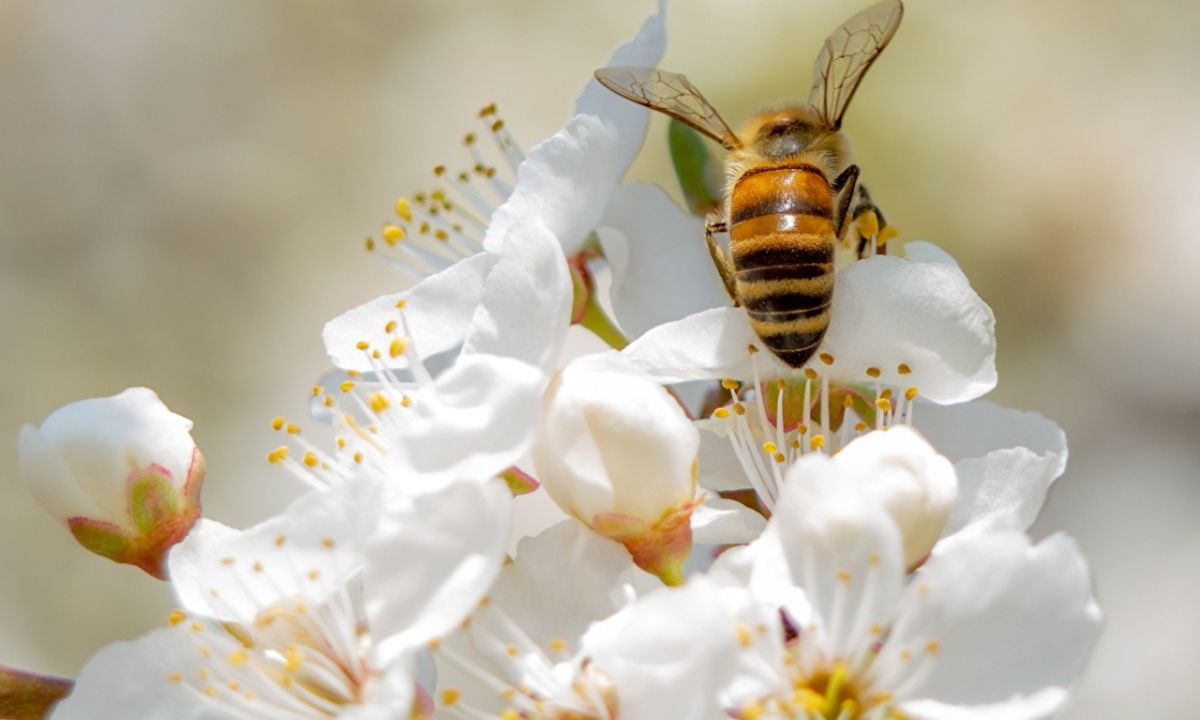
[729,164,835,368]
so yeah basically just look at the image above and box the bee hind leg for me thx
[831,164,861,240]
[849,183,896,258]
[705,215,738,305]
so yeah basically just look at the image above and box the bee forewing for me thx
[594,67,742,149]
[806,0,904,130]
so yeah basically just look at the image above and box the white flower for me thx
[708,451,1102,720]
[51,479,512,720]
[18,387,204,578]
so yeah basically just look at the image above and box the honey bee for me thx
[595,0,904,368]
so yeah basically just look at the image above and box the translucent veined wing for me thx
[594,67,743,149]
[807,0,904,130]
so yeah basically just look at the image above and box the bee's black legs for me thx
[831,164,860,240]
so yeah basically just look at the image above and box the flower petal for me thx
[915,402,1067,545]
[572,0,667,177]
[691,495,767,545]
[599,182,727,340]
[695,421,753,492]
[820,255,997,403]
[166,518,237,617]
[879,533,1101,710]
[463,215,573,375]
[622,306,778,382]
[899,688,1068,720]
[380,353,544,490]
[484,115,621,256]
[366,479,510,667]
[323,252,493,372]
[473,520,658,664]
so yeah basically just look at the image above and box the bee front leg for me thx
[705,215,739,304]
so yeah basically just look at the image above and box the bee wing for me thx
[806,0,904,130]
[594,67,743,149]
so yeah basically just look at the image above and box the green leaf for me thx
[668,119,724,216]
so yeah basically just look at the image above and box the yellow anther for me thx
[720,378,739,390]
[505,645,519,658]
[220,557,234,566]
[229,650,247,667]
[434,229,449,242]
[735,623,753,648]
[868,554,881,566]
[858,210,881,238]
[905,387,919,401]
[866,366,881,378]
[776,378,786,390]
[433,165,446,177]
[364,236,376,252]
[311,385,323,397]
[880,388,893,400]
[168,610,186,626]
[463,132,476,146]
[878,225,900,245]
[274,534,287,547]
[491,119,505,133]
[389,338,408,358]
[286,423,300,435]
[307,569,320,581]
[897,362,912,375]
[323,396,334,408]
[790,439,801,450]
[384,319,398,334]
[168,672,183,684]
[870,623,884,637]
[441,689,461,706]
[353,451,364,464]
[774,453,786,464]
[796,423,808,435]
[732,403,746,416]
[876,398,892,412]
[763,441,778,455]
[548,637,568,653]
[713,407,731,419]
[431,189,446,202]
[302,451,318,469]
[479,103,497,117]
[837,569,852,584]
[271,416,285,431]
[419,222,430,234]
[925,639,941,655]
[321,537,335,549]
[819,352,835,365]
[810,434,826,450]
[395,298,407,310]
[741,701,766,720]
[500,710,522,720]
[339,381,355,394]
[204,686,218,698]
[747,344,760,354]
[355,340,369,351]
[381,224,405,246]
[804,368,819,380]
[267,447,289,464]
[855,421,868,432]
[347,369,361,378]
[369,392,390,413]
[400,395,412,408]
[284,646,303,672]
[413,192,426,204]
[371,349,381,359]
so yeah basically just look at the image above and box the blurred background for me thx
[1,1,1196,716]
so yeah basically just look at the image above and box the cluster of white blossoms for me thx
[6,4,1101,719]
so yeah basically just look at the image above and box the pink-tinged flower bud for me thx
[532,355,698,585]
[18,387,204,579]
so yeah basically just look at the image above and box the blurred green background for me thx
[1,1,1196,716]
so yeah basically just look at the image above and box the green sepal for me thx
[127,465,181,535]
[668,119,724,216]
[68,517,133,565]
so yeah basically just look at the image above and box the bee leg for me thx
[705,216,738,304]
[831,164,861,240]
[850,183,895,258]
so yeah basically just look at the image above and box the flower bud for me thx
[19,387,204,579]
[532,355,698,584]
[832,425,957,569]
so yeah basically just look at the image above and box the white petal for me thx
[833,426,958,569]
[599,182,726,339]
[381,353,544,489]
[463,215,572,375]
[337,656,417,720]
[900,240,960,267]
[821,256,997,403]
[751,454,904,662]
[581,577,746,720]
[695,421,753,492]
[484,114,621,255]
[18,422,104,523]
[168,492,361,624]
[691,495,767,545]
[622,306,785,382]
[899,688,1067,720]
[916,402,1067,544]
[50,628,226,720]
[878,533,1101,708]
[507,483,571,554]
[571,0,666,176]
[323,252,493,371]
[366,479,510,667]
[473,521,658,663]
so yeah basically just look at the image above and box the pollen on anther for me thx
[810,435,826,450]
[384,320,398,334]
[353,451,364,464]
[721,378,739,390]
[286,423,300,435]
[167,672,183,684]
[307,569,321,581]
[441,689,461,707]
[736,623,753,648]
[369,392,391,413]
[355,340,370,351]
[229,650,248,667]
[168,610,186,626]
[339,381,355,394]
[311,385,323,397]
[773,452,786,464]
[395,299,407,310]
[505,645,519,658]
[905,387,919,401]
[548,638,568,654]
[364,236,376,252]
[713,407,731,419]
[267,447,288,464]
[819,352,835,365]
[395,198,413,221]
[382,225,405,246]
[925,639,941,655]
[897,363,912,375]
[733,403,746,416]
[876,398,892,412]
[836,569,852,584]
[804,368,819,380]
[390,338,408,359]
[303,452,318,469]
[866,366,881,378]
[762,442,778,456]
[855,421,867,432]
[271,416,285,431]
[274,534,287,548]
